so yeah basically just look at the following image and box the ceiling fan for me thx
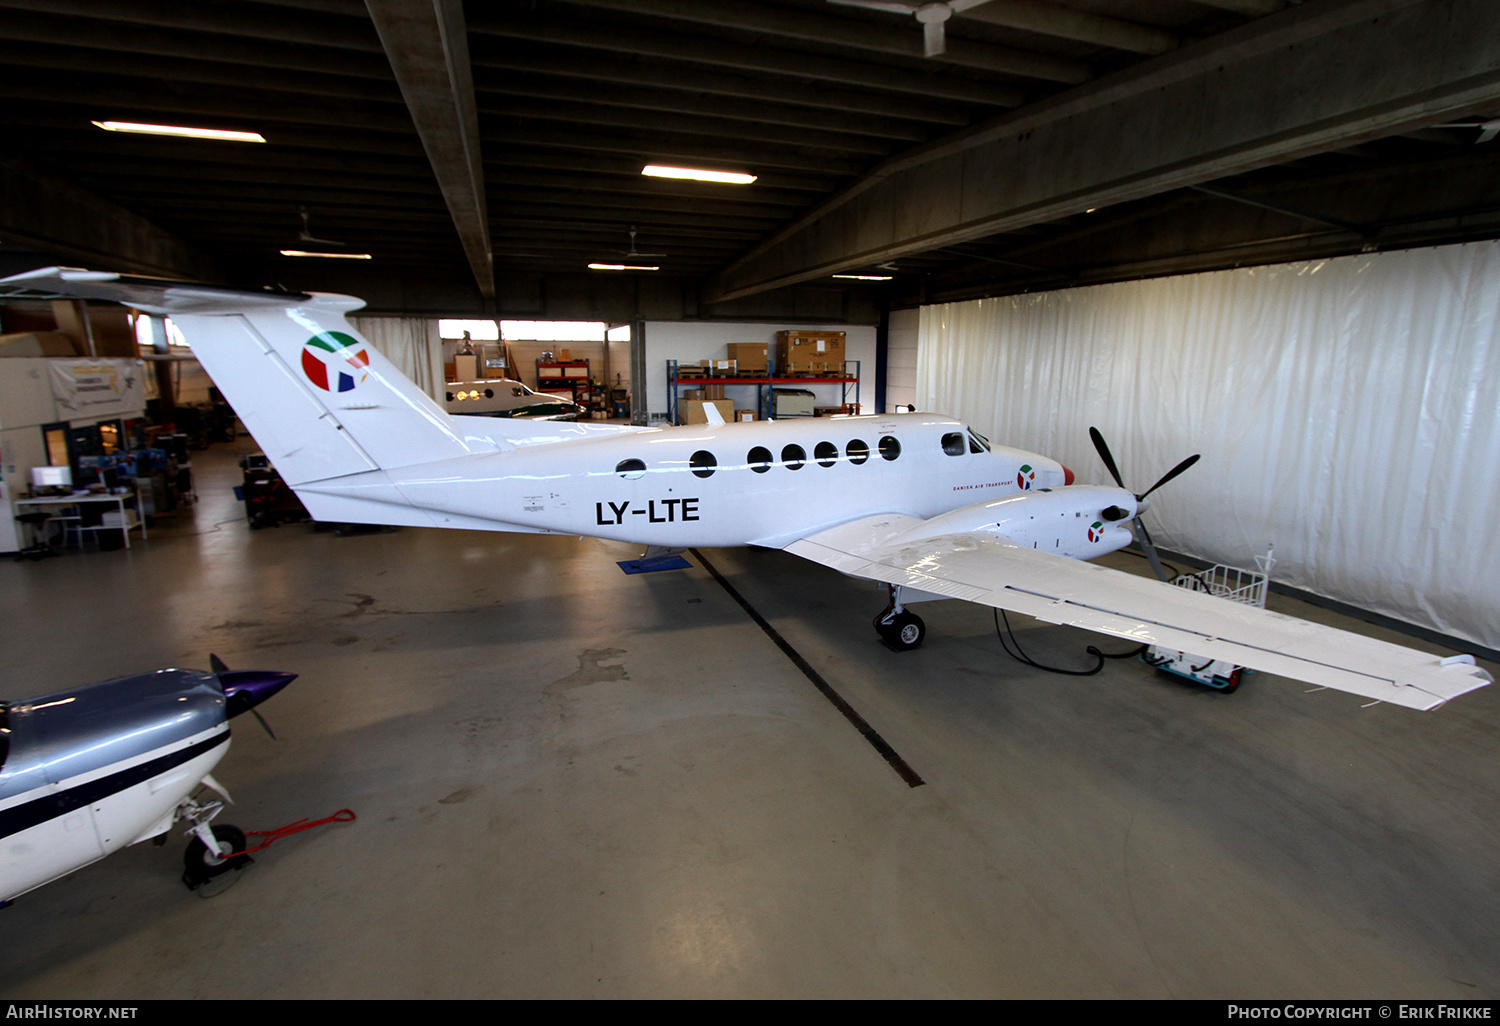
[617,226,667,259]
[828,0,996,57]
[295,206,347,247]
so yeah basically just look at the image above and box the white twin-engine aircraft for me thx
[6,267,1491,712]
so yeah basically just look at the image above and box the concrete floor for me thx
[2,439,1497,999]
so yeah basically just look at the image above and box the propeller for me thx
[1088,427,1200,582]
[296,207,347,247]
[210,653,294,740]
[828,0,996,57]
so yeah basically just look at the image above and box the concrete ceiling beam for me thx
[704,0,1500,303]
[366,0,494,299]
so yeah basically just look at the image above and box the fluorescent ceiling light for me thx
[93,120,266,143]
[280,250,372,260]
[588,263,659,271]
[833,274,893,281]
[641,164,756,185]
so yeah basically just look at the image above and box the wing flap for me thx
[787,519,1492,711]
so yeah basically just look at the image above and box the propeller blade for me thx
[1140,453,1201,500]
[249,706,278,741]
[1132,517,1171,582]
[210,653,229,674]
[1089,427,1125,489]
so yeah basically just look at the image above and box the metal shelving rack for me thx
[666,359,860,424]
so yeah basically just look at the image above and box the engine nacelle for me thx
[891,485,1138,560]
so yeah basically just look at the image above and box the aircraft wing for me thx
[785,515,1493,711]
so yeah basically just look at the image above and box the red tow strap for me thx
[234,809,356,856]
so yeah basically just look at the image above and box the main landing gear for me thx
[874,586,926,651]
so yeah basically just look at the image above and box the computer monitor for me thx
[31,465,72,489]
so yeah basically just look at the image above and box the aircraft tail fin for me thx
[0,268,470,485]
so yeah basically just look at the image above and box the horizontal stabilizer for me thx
[0,266,316,316]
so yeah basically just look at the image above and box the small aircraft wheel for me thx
[880,611,926,651]
[182,824,251,890]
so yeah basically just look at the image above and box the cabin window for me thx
[942,432,965,456]
[615,458,646,480]
[815,441,839,467]
[748,446,773,474]
[846,439,870,465]
[879,436,901,461]
[781,444,806,470]
[690,450,717,478]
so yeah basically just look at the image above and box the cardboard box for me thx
[775,330,846,376]
[726,343,767,374]
[735,409,757,422]
[452,354,477,381]
[681,399,735,425]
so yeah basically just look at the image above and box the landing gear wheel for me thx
[877,610,926,651]
[182,824,251,891]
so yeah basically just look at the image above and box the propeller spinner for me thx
[210,653,294,739]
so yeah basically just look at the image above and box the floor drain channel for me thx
[691,548,925,788]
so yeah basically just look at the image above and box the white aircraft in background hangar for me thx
[3,266,1491,712]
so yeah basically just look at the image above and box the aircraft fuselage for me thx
[310,413,1074,548]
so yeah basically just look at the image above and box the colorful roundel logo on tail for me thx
[1088,521,1105,544]
[1017,464,1035,490]
[301,331,370,392]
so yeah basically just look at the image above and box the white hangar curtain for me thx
[348,316,443,402]
[916,241,1500,650]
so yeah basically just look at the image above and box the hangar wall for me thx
[916,241,1500,650]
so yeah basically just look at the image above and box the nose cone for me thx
[219,670,297,719]
[1062,464,1075,486]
